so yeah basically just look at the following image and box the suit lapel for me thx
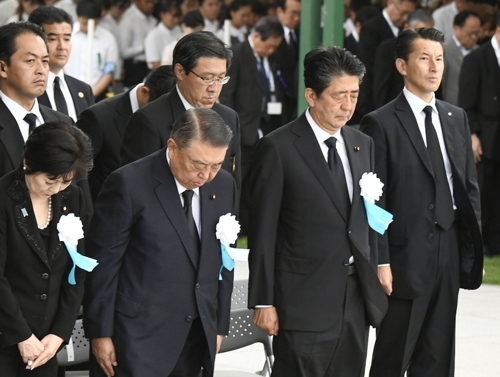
[394,93,434,177]
[342,127,361,222]
[46,193,65,263]
[114,91,133,138]
[152,149,199,269]
[243,41,265,94]
[293,114,349,222]
[0,100,25,171]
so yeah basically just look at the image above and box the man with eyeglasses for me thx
[121,31,241,190]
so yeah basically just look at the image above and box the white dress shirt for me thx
[403,87,455,206]
[491,34,500,67]
[118,4,157,62]
[144,23,182,67]
[382,8,400,38]
[452,35,472,57]
[177,85,193,109]
[166,149,201,235]
[248,35,276,95]
[46,71,78,122]
[0,0,18,27]
[203,18,219,33]
[129,84,141,113]
[0,91,44,142]
[64,23,119,87]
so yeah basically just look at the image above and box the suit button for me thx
[428,233,433,239]
[428,204,434,210]
[195,283,200,289]
[186,316,192,322]
[40,294,47,301]
[41,273,49,279]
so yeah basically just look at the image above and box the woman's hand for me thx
[28,334,64,370]
[18,334,44,363]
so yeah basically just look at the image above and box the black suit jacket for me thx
[0,100,73,178]
[76,89,133,201]
[38,74,95,118]
[372,37,403,109]
[121,88,242,190]
[220,39,285,149]
[247,114,388,332]
[361,93,483,298]
[459,41,500,160]
[83,148,237,376]
[357,12,394,118]
[0,167,86,349]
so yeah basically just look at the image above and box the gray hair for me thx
[171,108,233,149]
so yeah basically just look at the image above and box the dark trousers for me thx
[0,346,59,377]
[476,158,500,255]
[369,222,460,377]
[271,275,369,377]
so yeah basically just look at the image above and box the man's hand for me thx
[216,334,224,353]
[29,334,64,370]
[378,265,393,296]
[253,307,279,336]
[92,337,117,377]
[471,133,482,163]
[18,334,44,364]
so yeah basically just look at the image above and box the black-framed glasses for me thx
[190,70,230,85]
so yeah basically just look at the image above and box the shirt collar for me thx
[48,70,67,89]
[382,8,400,37]
[491,35,500,66]
[129,84,141,113]
[305,108,345,145]
[403,86,437,116]
[0,90,43,124]
[165,148,200,196]
[176,85,194,110]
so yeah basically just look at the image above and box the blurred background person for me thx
[246,0,267,31]
[161,9,204,65]
[199,0,221,32]
[145,0,182,69]
[0,0,19,26]
[0,121,92,377]
[344,5,379,67]
[99,0,131,44]
[216,0,252,46]
[54,0,78,24]
[6,0,44,23]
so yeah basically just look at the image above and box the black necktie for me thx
[423,106,454,230]
[182,190,200,255]
[289,30,298,60]
[24,113,37,135]
[325,137,351,218]
[53,76,69,116]
[258,57,271,121]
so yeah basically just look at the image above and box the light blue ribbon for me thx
[363,198,394,235]
[64,242,99,285]
[219,243,235,280]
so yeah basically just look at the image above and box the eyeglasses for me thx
[190,70,230,85]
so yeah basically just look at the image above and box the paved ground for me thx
[214,261,500,377]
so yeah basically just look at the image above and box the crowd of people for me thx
[0,0,497,376]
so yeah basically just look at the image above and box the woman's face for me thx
[25,172,73,200]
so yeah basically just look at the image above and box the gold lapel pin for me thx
[62,206,67,211]
[210,194,216,200]
[354,146,360,152]
[78,92,84,98]
[448,112,452,116]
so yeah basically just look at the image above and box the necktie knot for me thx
[423,105,433,118]
[54,76,60,85]
[324,137,337,150]
[182,189,194,208]
[53,75,69,115]
[24,113,37,134]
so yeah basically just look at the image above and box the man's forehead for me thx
[192,57,227,74]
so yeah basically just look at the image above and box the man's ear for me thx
[174,63,184,81]
[395,58,407,77]
[304,87,317,108]
[0,60,7,78]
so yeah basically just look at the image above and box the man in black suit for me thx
[356,0,416,121]
[361,28,483,377]
[275,0,301,123]
[248,46,388,377]
[29,6,94,122]
[84,108,237,377]
[0,21,73,178]
[459,13,500,256]
[121,31,241,190]
[77,66,176,201]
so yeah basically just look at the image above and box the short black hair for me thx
[29,6,74,28]
[144,65,176,101]
[453,10,481,27]
[101,0,131,11]
[0,22,46,66]
[24,121,93,181]
[304,46,365,98]
[171,108,233,149]
[250,0,267,17]
[76,0,102,19]
[276,0,301,11]
[253,16,284,41]
[395,28,444,62]
[154,0,182,19]
[183,10,204,28]
[173,31,232,73]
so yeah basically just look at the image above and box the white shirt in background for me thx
[145,23,182,67]
[118,4,156,62]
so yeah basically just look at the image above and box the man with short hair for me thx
[459,11,500,257]
[248,46,388,377]
[0,21,73,178]
[77,66,176,201]
[361,28,483,377]
[121,31,241,190]
[442,10,481,105]
[29,6,95,122]
[84,107,238,377]
[199,0,221,33]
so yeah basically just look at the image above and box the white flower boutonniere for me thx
[359,173,394,235]
[57,214,98,285]
[216,214,249,280]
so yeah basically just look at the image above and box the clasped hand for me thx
[19,333,63,370]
